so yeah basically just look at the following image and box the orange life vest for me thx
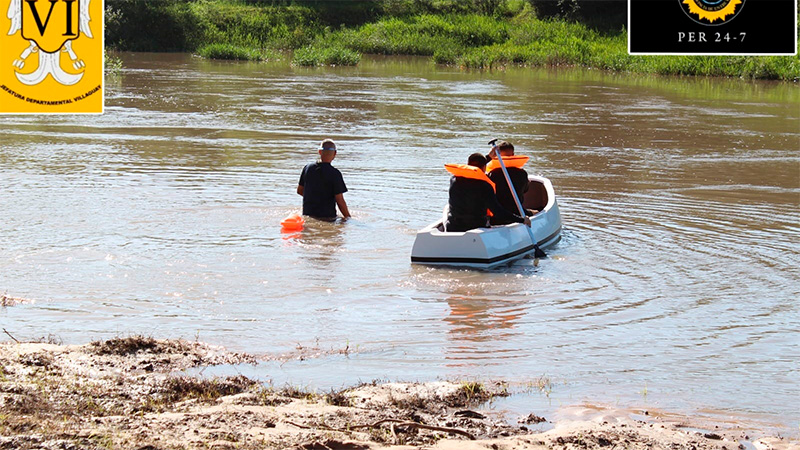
[444,164,496,191]
[445,164,496,217]
[485,155,529,174]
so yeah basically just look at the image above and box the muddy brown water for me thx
[1,53,798,435]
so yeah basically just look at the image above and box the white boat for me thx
[410,175,562,269]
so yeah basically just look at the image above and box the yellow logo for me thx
[1,0,103,114]
[680,0,745,25]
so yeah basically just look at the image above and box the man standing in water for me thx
[297,139,351,220]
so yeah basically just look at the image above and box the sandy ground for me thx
[0,337,796,450]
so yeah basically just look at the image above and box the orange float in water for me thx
[281,213,305,231]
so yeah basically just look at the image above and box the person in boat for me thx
[485,140,532,225]
[445,153,530,232]
[297,139,351,221]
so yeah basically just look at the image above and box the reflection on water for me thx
[290,219,346,269]
[1,53,798,436]
[444,296,524,345]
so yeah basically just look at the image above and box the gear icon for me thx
[682,0,743,23]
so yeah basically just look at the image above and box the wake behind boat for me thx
[410,175,562,269]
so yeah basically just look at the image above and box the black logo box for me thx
[629,0,797,54]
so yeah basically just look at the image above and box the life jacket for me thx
[445,164,496,191]
[485,155,529,174]
[445,164,496,217]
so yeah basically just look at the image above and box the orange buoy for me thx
[281,213,305,231]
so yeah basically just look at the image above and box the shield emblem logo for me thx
[21,0,81,53]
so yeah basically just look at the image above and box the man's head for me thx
[496,140,515,157]
[318,139,337,162]
[467,152,487,171]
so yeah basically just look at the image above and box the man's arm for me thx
[335,193,351,218]
[298,164,308,196]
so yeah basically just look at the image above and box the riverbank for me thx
[104,0,799,80]
[0,337,794,450]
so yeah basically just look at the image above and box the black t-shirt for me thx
[445,177,523,232]
[298,162,347,219]
[487,167,529,221]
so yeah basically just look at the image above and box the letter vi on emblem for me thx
[1,0,104,114]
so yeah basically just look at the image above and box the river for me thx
[1,53,798,436]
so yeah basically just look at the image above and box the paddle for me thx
[488,138,547,258]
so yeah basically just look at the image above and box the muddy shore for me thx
[0,337,795,450]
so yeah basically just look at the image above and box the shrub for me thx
[527,0,626,30]
[104,49,123,75]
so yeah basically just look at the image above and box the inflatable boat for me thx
[410,175,562,269]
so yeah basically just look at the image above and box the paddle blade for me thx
[533,245,547,258]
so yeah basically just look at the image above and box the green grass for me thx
[106,0,320,52]
[197,43,279,61]
[104,0,800,80]
[345,13,798,80]
[333,13,509,56]
[104,50,123,75]
[293,46,361,66]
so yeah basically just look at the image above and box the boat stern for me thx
[410,223,537,269]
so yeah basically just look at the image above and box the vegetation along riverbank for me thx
[1,336,795,449]
[104,0,799,79]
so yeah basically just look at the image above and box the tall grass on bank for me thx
[105,1,321,52]
[197,43,280,61]
[335,12,798,80]
[104,0,799,80]
[333,13,510,56]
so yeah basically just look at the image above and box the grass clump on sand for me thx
[87,335,188,355]
[150,375,259,407]
[1,294,28,307]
